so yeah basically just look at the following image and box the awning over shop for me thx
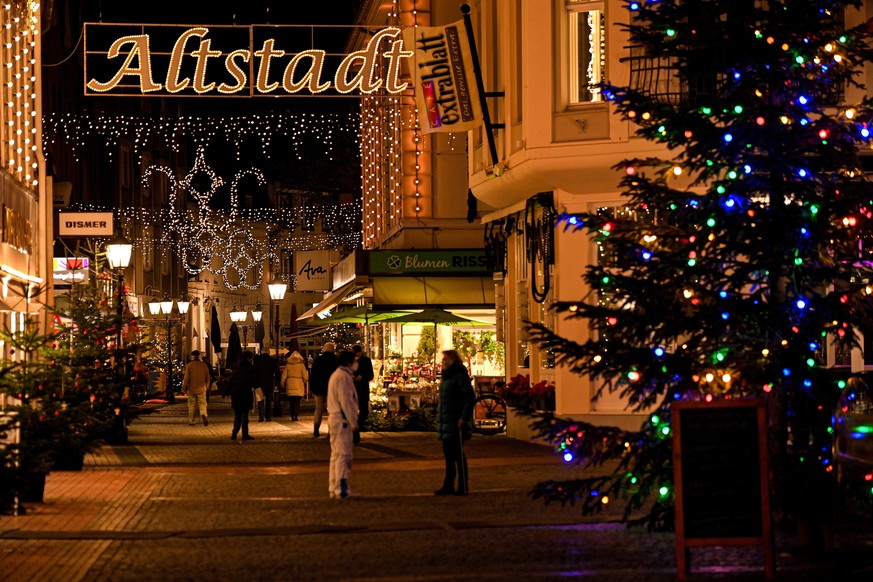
[372,276,494,309]
[296,282,357,321]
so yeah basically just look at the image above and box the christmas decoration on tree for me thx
[0,265,148,512]
[527,0,873,529]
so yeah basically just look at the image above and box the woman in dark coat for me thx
[435,350,476,496]
[229,351,257,441]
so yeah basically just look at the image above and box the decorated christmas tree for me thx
[0,259,148,512]
[527,1,873,529]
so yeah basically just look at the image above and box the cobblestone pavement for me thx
[1,399,871,581]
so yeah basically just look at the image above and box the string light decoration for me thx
[42,111,360,161]
[83,145,359,290]
[524,1,873,529]
[359,0,434,248]
[2,1,40,188]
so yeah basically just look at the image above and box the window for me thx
[567,1,606,104]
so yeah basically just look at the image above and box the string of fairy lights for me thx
[71,146,361,290]
[360,0,431,248]
[2,1,40,189]
[551,3,873,490]
[42,110,360,161]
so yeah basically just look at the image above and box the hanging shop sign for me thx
[370,250,489,275]
[294,250,331,292]
[84,24,413,97]
[2,204,33,255]
[402,19,484,133]
[58,212,114,236]
[53,257,90,285]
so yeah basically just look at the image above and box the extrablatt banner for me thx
[402,20,484,134]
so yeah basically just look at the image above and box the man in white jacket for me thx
[327,350,359,499]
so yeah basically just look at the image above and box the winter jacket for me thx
[253,353,281,392]
[229,360,257,411]
[182,359,211,395]
[437,361,476,441]
[353,353,375,399]
[309,351,338,397]
[281,352,309,397]
[327,365,359,430]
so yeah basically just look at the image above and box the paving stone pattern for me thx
[1,400,871,581]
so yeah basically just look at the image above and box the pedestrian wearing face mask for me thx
[351,344,374,445]
[327,350,359,499]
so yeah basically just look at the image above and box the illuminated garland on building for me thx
[2,1,40,188]
[42,111,360,161]
[360,0,434,248]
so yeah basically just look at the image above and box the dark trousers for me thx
[258,391,273,421]
[232,409,250,437]
[288,396,302,419]
[354,386,369,443]
[441,432,468,493]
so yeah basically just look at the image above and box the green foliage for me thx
[452,330,477,364]
[0,273,148,513]
[365,405,437,432]
[479,331,505,373]
[526,0,873,529]
[417,326,436,364]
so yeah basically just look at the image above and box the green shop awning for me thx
[372,276,494,309]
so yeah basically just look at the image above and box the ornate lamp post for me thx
[105,234,132,347]
[268,278,288,357]
[149,294,189,404]
[230,305,262,349]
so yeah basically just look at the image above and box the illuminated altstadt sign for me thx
[84,22,484,133]
[84,24,412,97]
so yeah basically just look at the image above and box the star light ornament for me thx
[142,146,269,290]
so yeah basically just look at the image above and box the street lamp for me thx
[106,234,132,347]
[268,277,288,356]
[230,304,262,348]
[149,294,189,404]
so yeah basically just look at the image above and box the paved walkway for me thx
[1,399,870,581]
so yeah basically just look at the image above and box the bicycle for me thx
[471,382,507,435]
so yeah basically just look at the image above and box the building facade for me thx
[0,1,48,362]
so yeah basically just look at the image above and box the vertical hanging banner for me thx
[402,20,484,134]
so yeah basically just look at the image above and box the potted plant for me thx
[498,374,556,412]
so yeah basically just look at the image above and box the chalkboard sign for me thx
[672,399,774,580]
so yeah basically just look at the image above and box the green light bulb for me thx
[733,105,743,114]
[707,218,716,227]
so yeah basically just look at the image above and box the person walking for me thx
[434,350,475,496]
[309,342,338,437]
[253,351,281,422]
[182,350,211,426]
[229,351,257,441]
[327,350,359,499]
[351,344,374,444]
[281,350,309,421]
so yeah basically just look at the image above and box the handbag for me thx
[254,387,265,402]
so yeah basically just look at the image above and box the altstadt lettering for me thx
[85,26,414,96]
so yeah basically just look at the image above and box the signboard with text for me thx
[294,250,331,292]
[53,257,90,285]
[369,250,489,275]
[58,212,114,236]
[83,21,484,135]
[84,24,411,98]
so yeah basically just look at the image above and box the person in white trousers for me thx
[327,350,359,499]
